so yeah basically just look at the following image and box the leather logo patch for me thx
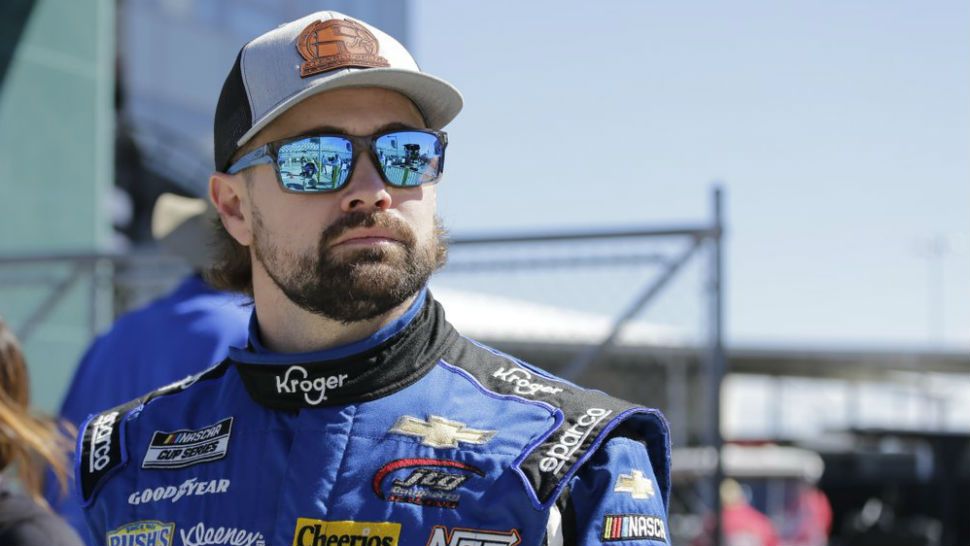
[296,19,390,78]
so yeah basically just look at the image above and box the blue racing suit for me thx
[76,290,671,546]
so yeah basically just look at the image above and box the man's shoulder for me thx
[441,336,672,510]
[74,361,232,507]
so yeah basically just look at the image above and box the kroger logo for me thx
[492,367,563,397]
[275,366,348,405]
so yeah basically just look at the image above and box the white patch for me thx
[142,417,233,469]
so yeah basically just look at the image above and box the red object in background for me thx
[723,502,781,546]
[783,486,832,546]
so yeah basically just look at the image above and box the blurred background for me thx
[0,0,967,545]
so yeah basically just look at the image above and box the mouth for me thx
[332,230,404,248]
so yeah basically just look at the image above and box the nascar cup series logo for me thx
[88,410,119,473]
[107,520,175,546]
[276,365,348,405]
[141,418,233,470]
[292,518,401,546]
[539,407,613,475]
[492,367,564,397]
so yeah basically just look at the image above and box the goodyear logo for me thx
[106,520,175,546]
[293,518,400,546]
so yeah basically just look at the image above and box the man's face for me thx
[237,87,446,323]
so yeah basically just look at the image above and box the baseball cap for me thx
[213,11,463,172]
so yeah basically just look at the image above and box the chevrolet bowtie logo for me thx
[389,416,496,449]
[614,470,655,499]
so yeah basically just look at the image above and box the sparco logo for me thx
[276,366,348,405]
[426,526,521,546]
[128,478,230,505]
[492,367,563,397]
[539,407,612,475]
[89,411,119,473]
[179,522,265,546]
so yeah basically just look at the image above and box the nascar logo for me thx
[602,515,667,543]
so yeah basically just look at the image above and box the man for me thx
[50,194,249,538]
[76,12,671,546]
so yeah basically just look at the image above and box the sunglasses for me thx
[226,128,448,194]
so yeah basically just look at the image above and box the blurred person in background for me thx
[694,479,780,546]
[0,318,82,545]
[72,10,671,546]
[45,193,250,538]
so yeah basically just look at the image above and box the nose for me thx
[339,154,392,212]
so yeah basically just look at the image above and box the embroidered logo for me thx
[142,417,233,469]
[538,407,613,475]
[492,366,564,397]
[275,365,348,406]
[292,519,401,546]
[89,410,119,472]
[614,470,655,500]
[388,416,495,449]
[602,515,667,543]
[372,458,484,509]
[180,522,265,546]
[128,478,230,505]
[426,526,521,546]
[296,19,390,78]
[107,520,175,546]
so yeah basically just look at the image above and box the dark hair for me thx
[0,318,75,507]
[204,216,254,295]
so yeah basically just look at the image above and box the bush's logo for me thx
[276,366,348,406]
[89,410,118,472]
[539,408,612,475]
[372,458,484,509]
[107,520,175,546]
[425,526,521,546]
[602,515,667,543]
[492,367,563,397]
[292,519,400,546]
[296,19,390,78]
[142,417,232,469]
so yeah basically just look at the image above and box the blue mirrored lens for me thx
[374,131,443,187]
[277,137,353,192]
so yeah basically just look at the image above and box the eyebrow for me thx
[293,121,421,138]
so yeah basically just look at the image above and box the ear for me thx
[210,171,253,246]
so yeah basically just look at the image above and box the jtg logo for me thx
[275,366,348,405]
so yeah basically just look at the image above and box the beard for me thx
[252,209,447,323]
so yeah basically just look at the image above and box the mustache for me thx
[319,211,417,247]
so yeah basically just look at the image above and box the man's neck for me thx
[250,271,420,354]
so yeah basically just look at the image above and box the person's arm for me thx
[552,436,670,546]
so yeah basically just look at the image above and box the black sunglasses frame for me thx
[227,128,448,195]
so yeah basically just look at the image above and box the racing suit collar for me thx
[230,289,458,410]
[239,287,428,363]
